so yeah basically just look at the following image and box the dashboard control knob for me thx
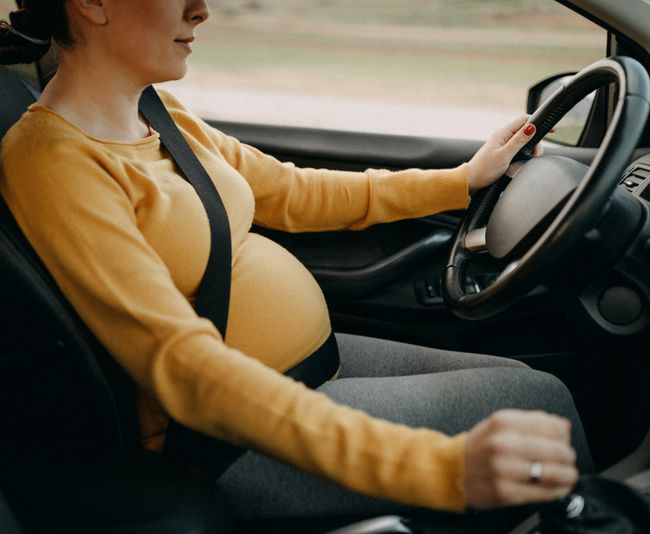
[597,286,643,325]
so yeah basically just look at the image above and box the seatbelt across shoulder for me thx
[139,86,231,337]
[139,87,245,474]
[138,87,340,476]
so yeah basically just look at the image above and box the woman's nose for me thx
[187,0,210,25]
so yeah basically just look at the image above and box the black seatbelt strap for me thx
[139,86,231,336]
[138,87,340,477]
[140,87,244,473]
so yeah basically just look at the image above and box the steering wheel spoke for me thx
[464,227,487,253]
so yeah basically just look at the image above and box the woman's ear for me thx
[67,0,108,26]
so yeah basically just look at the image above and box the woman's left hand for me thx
[467,115,539,192]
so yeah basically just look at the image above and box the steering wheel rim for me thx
[443,56,650,320]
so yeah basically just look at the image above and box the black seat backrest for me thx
[0,491,23,534]
[0,68,38,138]
[0,66,139,452]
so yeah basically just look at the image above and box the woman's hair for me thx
[0,0,71,65]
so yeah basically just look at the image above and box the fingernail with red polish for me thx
[524,123,536,136]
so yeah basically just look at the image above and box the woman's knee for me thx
[501,369,593,471]
[509,369,575,413]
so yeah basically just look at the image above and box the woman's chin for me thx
[147,65,188,85]
[167,68,188,82]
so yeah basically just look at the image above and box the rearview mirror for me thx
[527,72,595,146]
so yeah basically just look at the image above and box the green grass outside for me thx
[187,0,604,111]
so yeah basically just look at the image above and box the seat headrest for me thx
[0,66,40,141]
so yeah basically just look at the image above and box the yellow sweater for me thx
[0,90,471,511]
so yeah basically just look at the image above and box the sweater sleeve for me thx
[214,132,469,232]
[159,91,469,232]
[1,125,468,512]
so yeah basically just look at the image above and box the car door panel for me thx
[208,119,485,170]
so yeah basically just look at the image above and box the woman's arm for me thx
[213,132,470,232]
[160,92,536,233]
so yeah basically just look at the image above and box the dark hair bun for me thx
[0,0,69,65]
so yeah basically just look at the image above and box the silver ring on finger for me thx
[529,461,543,484]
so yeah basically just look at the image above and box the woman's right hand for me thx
[464,409,579,509]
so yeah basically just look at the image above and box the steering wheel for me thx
[443,56,650,320]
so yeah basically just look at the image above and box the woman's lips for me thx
[175,38,194,53]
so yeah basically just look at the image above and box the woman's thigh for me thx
[217,365,592,519]
[335,333,529,378]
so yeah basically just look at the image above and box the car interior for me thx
[1,0,649,532]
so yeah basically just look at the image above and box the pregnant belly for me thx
[225,232,332,371]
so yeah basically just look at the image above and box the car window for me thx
[160,0,605,140]
[0,1,605,141]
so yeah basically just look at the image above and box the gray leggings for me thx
[217,333,592,519]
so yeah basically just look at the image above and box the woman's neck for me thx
[38,53,152,142]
